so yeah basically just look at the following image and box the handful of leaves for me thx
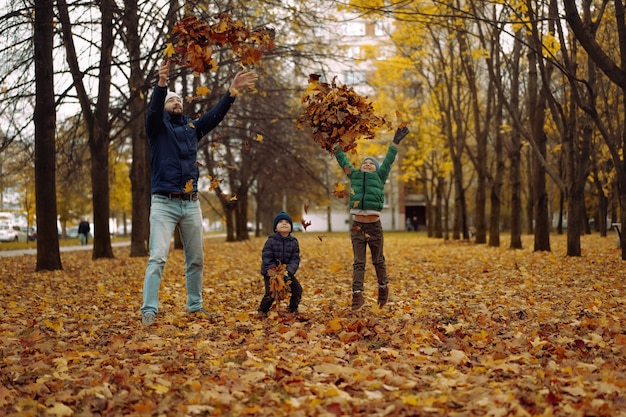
[166,14,275,73]
[268,263,291,304]
[298,74,391,154]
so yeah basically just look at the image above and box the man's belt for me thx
[153,192,198,201]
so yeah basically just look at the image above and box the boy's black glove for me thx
[393,126,409,144]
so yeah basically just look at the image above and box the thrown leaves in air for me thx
[166,14,275,74]
[298,74,392,154]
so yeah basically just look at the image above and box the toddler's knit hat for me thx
[273,211,293,231]
[363,157,380,170]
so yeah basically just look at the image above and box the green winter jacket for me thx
[334,145,398,214]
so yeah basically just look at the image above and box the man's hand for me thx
[158,60,171,88]
[393,126,409,144]
[229,69,259,96]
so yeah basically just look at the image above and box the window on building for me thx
[347,46,362,59]
[343,70,367,85]
[343,22,365,37]
[375,21,388,36]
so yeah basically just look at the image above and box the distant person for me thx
[411,216,419,232]
[78,219,90,245]
[258,211,303,316]
[140,59,258,327]
[334,126,409,310]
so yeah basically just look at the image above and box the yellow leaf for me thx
[44,319,64,333]
[401,395,420,406]
[196,85,210,96]
[163,42,175,58]
[184,179,194,193]
[255,134,263,142]
[324,318,342,333]
[148,383,169,394]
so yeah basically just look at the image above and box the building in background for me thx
[300,11,425,232]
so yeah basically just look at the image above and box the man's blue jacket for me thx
[145,85,235,194]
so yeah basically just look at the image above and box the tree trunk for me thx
[509,34,523,250]
[123,0,150,257]
[236,191,249,241]
[457,29,487,244]
[532,85,551,252]
[527,21,550,252]
[34,0,62,271]
[89,0,115,259]
[489,88,504,247]
[58,0,115,259]
[435,176,444,239]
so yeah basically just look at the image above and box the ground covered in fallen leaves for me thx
[1,233,625,417]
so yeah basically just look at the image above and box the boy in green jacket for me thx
[334,126,409,311]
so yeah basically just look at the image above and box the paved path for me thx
[0,234,226,258]
[0,241,130,257]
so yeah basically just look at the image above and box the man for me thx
[141,59,258,326]
[78,219,90,245]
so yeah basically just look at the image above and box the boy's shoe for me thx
[257,311,268,319]
[377,285,389,308]
[142,312,156,326]
[352,291,364,311]
[190,308,210,319]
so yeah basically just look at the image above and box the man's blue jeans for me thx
[141,194,204,315]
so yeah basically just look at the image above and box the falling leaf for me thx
[302,220,312,231]
[184,179,194,193]
[196,85,210,96]
[332,183,348,199]
[255,134,263,142]
[230,195,237,201]
[304,204,309,214]
[163,43,175,58]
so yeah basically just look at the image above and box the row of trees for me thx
[358,0,626,258]
[4,0,626,272]
[9,0,344,270]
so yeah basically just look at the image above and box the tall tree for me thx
[34,0,62,271]
[58,0,115,259]
[122,0,150,257]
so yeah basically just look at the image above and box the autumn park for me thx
[3,0,626,416]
